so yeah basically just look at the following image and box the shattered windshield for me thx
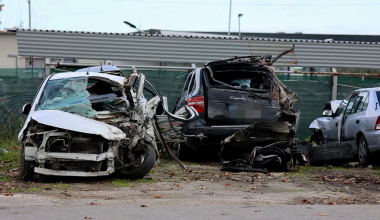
[37,77,97,118]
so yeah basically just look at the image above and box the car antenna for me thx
[100,62,103,71]
[86,65,90,75]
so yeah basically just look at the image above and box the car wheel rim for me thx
[358,140,366,164]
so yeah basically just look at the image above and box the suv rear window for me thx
[207,70,272,90]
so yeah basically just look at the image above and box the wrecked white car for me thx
[18,66,196,181]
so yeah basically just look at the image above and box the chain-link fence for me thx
[0,68,189,138]
[1,68,380,142]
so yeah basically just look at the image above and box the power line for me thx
[119,0,380,6]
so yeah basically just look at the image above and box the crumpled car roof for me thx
[50,72,126,86]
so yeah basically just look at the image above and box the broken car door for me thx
[341,91,369,148]
[332,92,353,141]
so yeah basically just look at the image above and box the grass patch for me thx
[298,165,347,173]
[5,186,43,193]
[286,173,314,178]
[183,161,201,166]
[113,179,132,187]
[298,166,327,172]
[27,187,42,192]
[0,137,21,171]
[56,183,72,190]
[0,175,14,181]
[159,161,178,168]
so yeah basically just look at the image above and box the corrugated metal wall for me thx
[17,29,380,68]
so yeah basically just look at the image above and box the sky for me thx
[0,0,379,35]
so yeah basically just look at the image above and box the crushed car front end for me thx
[18,68,194,180]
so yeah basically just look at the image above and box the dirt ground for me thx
[1,160,380,207]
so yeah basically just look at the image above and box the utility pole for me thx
[28,0,32,67]
[228,0,232,35]
[28,0,31,29]
[0,0,4,28]
[238,14,243,38]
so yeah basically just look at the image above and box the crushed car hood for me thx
[30,110,126,140]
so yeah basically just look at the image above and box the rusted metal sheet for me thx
[277,71,380,76]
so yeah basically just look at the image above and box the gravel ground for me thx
[1,160,380,207]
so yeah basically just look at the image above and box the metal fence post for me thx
[44,58,51,76]
[331,68,338,100]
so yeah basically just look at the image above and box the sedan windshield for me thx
[37,77,97,118]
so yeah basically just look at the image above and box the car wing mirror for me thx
[22,103,32,115]
[322,110,333,117]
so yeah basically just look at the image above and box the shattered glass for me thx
[37,77,97,118]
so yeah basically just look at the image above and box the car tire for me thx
[309,130,324,145]
[309,142,354,166]
[19,145,34,181]
[119,143,156,180]
[358,136,371,166]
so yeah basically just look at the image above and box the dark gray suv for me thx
[173,48,300,157]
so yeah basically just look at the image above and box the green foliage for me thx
[304,136,310,142]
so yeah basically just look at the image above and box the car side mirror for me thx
[22,103,32,115]
[322,110,333,117]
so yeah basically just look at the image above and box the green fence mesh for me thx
[277,74,333,142]
[1,68,380,143]
[0,68,45,137]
